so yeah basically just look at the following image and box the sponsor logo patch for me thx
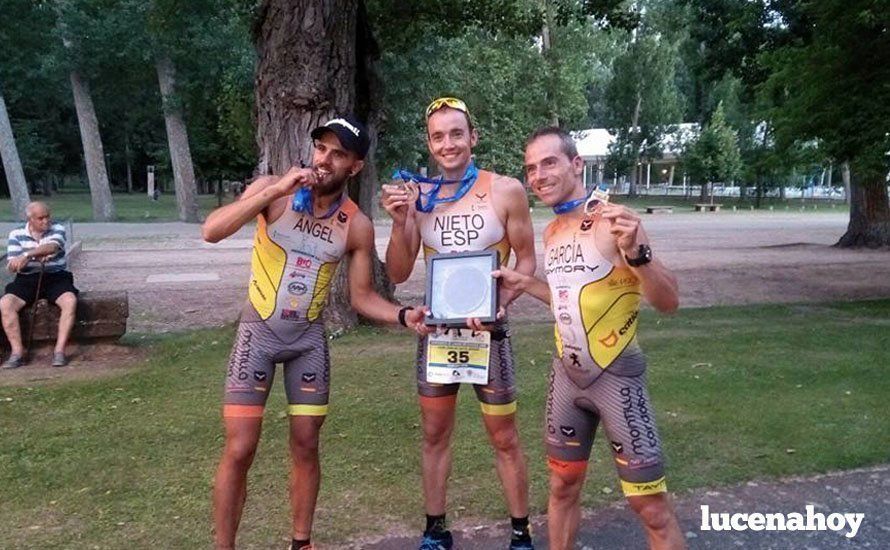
[599,330,619,348]
[560,425,576,437]
[288,281,308,295]
[296,257,312,269]
[280,309,300,321]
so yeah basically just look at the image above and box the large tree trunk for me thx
[0,87,30,218]
[156,56,200,222]
[836,172,890,248]
[255,0,358,174]
[69,70,115,220]
[255,0,392,333]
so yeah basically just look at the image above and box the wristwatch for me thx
[398,306,414,327]
[625,244,652,267]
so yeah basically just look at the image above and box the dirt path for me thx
[358,465,889,549]
[54,212,890,333]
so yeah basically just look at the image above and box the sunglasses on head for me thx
[425,97,470,119]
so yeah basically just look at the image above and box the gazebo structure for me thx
[573,124,698,192]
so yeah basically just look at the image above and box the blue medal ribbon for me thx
[552,185,610,214]
[552,194,590,214]
[392,162,479,213]
[291,187,345,220]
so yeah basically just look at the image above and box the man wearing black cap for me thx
[203,115,429,550]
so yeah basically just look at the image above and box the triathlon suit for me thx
[414,169,517,416]
[542,214,667,497]
[222,196,359,419]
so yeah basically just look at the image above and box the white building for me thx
[573,124,699,189]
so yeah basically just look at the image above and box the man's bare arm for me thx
[492,266,551,305]
[381,184,422,283]
[202,168,316,243]
[600,204,679,313]
[498,177,537,307]
[347,214,429,332]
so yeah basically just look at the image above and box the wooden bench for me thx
[0,291,129,347]
[645,205,674,214]
[694,203,722,212]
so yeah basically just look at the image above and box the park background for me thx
[1,0,888,548]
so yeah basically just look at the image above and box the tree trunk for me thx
[125,133,133,193]
[255,0,392,333]
[69,70,115,220]
[540,0,558,126]
[841,161,851,206]
[836,172,890,248]
[755,174,763,208]
[0,87,30,218]
[155,55,200,222]
[627,92,642,197]
[255,0,359,174]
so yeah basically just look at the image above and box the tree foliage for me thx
[683,102,741,187]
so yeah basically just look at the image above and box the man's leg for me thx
[627,493,685,550]
[595,369,684,549]
[289,414,325,543]
[0,293,26,356]
[53,291,76,354]
[213,415,263,550]
[543,358,597,550]
[480,411,528,518]
[547,465,587,550]
[419,395,457,515]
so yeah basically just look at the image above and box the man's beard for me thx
[312,174,348,198]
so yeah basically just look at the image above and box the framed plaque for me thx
[425,250,499,327]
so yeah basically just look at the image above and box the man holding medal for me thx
[495,127,685,550]
[381,98,537,550]
[203,115,429,550]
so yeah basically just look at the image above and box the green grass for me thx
[1,300,888,547]
[0,191,233,222]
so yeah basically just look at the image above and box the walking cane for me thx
[24,258,47,362]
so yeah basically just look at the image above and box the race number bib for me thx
[426,329,491,385]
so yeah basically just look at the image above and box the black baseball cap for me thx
[310,114,370,159]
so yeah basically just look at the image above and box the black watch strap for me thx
[625,244,652,267]
[398,306,414,327]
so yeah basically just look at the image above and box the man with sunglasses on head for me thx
[381,98,537,550]
[203,115,430,550]
[495,127,685,550]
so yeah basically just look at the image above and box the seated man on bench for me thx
[1,202,78,368]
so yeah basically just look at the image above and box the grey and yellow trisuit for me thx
[223,198,358,419]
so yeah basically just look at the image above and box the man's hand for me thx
[381,182,417,227]
[492,266,527,296]
[271,166,318,198]
[600,204,643,256]
[7,255,29,273]
[404,306,435,336]
[465,306,506,332]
